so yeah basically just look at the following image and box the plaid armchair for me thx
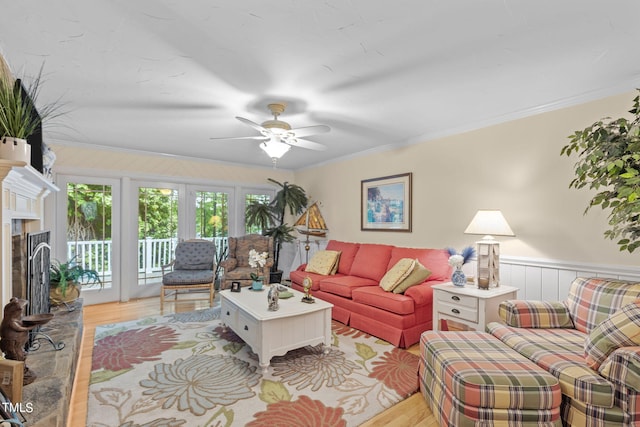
[220,234,274,289]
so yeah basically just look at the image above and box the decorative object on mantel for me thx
[446,246,475,287]
[0,64,64,164]
[294,201,328,263]
[464,210,515,289]
[561,90,640,253]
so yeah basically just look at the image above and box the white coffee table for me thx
[219,285,333,372]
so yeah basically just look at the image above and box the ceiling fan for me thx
[212,103,330,165]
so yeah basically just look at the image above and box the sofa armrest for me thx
[598,346,640,392]
[499,300,574,328]
[220,258,237,271]
[403,282,435,305]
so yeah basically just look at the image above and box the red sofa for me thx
[290,240,451,348]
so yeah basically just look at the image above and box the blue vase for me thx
[451,266,466,287]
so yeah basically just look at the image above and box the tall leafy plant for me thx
[561,90,640,253]
[246,178,308,271]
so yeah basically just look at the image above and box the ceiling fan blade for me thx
[236,116,269,134]
[289,125,331,138]
[287,137,327,151]
[210,135,268,141]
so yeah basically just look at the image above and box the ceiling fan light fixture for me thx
[260,138,290,160]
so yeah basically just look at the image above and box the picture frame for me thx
[230,281,241,292]
[361,172,412,232]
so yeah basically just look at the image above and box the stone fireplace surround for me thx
[0,159,81,425]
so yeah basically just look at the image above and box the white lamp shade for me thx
[259,138,291,159]
[464,210,514,238]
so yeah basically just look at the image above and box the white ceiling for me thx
[2,1,640,170]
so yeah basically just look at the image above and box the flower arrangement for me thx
[248,249,268,281]
[446,246,475,269]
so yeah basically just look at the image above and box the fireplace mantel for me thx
[0,159,58,310]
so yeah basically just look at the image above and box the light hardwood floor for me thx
[68,297,438,427]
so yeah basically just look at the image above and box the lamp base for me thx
[476,240,500,288]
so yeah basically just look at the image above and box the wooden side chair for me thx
[160,239,216,311]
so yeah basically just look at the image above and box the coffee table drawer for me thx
[234,310,258,347]
[221,302,237,324]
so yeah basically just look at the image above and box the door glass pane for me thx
[245,193,271,234]
[138,188,178,285]
[66,183,112,290]
[195,190,229,265]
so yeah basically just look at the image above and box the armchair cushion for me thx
[597,346,640,392]
[584,300,640,370]
[173,240,216,270]
[499,300,574,329]
[163,270,214,285]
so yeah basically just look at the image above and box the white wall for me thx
[293,91,640,270]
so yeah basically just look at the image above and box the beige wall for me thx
[51,144,295,185]
[51,91,639,267]
[294,91,638,267]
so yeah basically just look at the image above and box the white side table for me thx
[432,283,518,331]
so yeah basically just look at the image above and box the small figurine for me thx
[301,277,315,303]
[267,285,279,311]
[0,298,37,384]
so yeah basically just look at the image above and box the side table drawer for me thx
[438,301,478,323]
[436,291,478,309]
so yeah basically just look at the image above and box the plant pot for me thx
[0,137,31,164]
[50,283,80,306]
[269,270,283,284]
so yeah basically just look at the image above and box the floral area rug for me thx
[87,308,420,427]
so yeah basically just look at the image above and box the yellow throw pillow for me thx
[393,260,431,294]
[380,258,416,292]
[305,250,341,275]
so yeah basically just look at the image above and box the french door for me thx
[54,175,121,305]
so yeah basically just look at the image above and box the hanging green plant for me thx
[561,90,640,253]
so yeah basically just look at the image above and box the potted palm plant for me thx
[49,257,102,305]
[246,178,308,283]
[0,65,63,163]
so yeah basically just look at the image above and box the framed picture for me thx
[230,281,241,292]
[361,172,412,232]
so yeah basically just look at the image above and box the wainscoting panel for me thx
[469,256,640,301]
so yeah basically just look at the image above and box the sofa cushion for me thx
[380,258,415,291]
[487,323,614,408]
[318,275,378,298]
[564,277,640,334]
[352,286,415,315]
[584,300,640,370]
[290,268,344,291]
[388,247,451,282]
[349,243,393,282]
[305,250,341,275]
[499,300,575,328]
[326,240,360,275]
[392,260,431,294]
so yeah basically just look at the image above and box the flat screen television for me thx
[15,78,43,173]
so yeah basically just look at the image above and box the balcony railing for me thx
[67,237,229,276]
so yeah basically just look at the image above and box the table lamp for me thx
[464,210,514,289]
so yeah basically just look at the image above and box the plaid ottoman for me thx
[420,331,562,426]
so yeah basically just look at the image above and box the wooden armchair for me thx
[220,234,274,289]
[160,239,216,311]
